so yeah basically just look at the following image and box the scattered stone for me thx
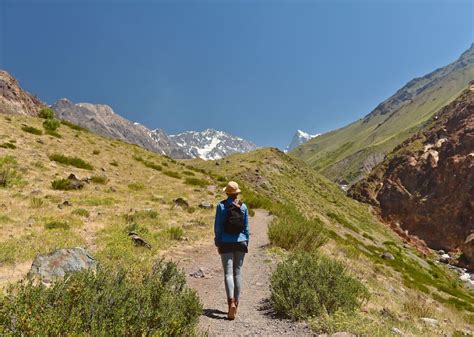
[215,161,220,166]
[391,327,404,335]
[199,201,212,209]
[173,197,189,209]
[459,273,471,281]
[31,189,42,195]
[109,186,117,193]
[36,139,44,144]
[438,249,445,254]
[58,200,72,209]
[190,267,213,279]
[82,176,92,184]
[27,247,97,285]
[420,317,439,327]
[67,174,85,189]
[381,252,395,260]
[128,231,152,249]
[439,253,451,263]
[27,218,35,227]
[101,167,106,172]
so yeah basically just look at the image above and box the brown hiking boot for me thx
[227,298,237,320]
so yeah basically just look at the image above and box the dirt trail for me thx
[166,210,313,337]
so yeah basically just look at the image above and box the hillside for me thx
[0,112,473,334]
[191,149,474,335]
[0,70,45,116]
[349,85,474,269]
[292,44,474,184]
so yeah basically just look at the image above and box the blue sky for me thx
[1,0,472,148]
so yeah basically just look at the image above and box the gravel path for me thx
[166,210,314,336]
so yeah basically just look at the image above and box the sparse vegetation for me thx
[128,182,145,191]
[0,155,24,188]
[0,261,202,336]
[164,226,185,241]
[30,197,45,208]
[92,149,100,155]
[0,142,16,149]
[72,208,90,217]
[271,252,369,320]
[163,170,181,179]
[44,220,70,230]
[91,175,108,184]
[51,178,76,191]
[109,160,119,167]
[61,120,87,131]
[49,153,93,170]
[21,125,43,135]
[42,118,61,132]
[184,177,209,187]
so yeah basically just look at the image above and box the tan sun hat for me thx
[223,181,241,195]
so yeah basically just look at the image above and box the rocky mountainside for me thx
[52,99,190,159]
[292,44,474,185]
[349,85,474,268]
[169,129,257,160]
[285,130,319,152]
[0,70,45,116]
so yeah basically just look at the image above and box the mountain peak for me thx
[286,130,320,152]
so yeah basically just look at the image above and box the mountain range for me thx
[0,69,257,161]
[292,44,474,185]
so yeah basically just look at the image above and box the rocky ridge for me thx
[349,85,474,268]
[0,70,45,116]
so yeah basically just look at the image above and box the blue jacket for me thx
[214,197,249,246]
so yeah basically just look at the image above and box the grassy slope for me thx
[0,114,221,281]
[190,149,473,335]
[292,54,474,184]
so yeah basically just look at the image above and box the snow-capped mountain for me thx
[169,129,258,160]
[286,130,320,152]
[52,99,256,160]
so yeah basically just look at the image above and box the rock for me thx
[461,234,474,269]
[381,252,395,260]
[27,247,97,284]
[420,317,439,327]
[37,139,45,144]
[57,200,72,209]
[439,253,451,263]
[82,176,92,184]
[190,267,213,279]
[199,201,212,209]
[67,174,85,190]
[173,197,189,209]
[101,167,106,172]
[459,273,471,281]
[391,327,404,335]
[128,231,152,249]
[31,189,42,195]
[438,249,445,254]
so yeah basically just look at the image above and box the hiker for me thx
[214,181,249,320]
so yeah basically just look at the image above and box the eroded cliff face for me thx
[350,86,474,268]
[0,70,45,115]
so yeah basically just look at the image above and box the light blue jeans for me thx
[220,251,246,300]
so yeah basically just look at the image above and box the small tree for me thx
[38,108,55,119]
[43,118,61,131]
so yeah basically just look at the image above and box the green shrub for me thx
[0,156,24,188]
[184,177,208,187]
[91,175,108,184]
[92,149,100,155]
[271,252,369,320]
[268,205,327,251]
[182,170,195,176]
[48,153,93,170]
[72,208,90,217]
[110,160,119,167]
[44,220,70,230]
[51,178,76,191]
[45,130,62,138]
[42,118,61,131]
[0,261,202,336]
[38,108,55,119]
[61,120,87,131]
[128,182,145,191]
[144,161,162,171]
[30,197,45,208]
[163,170,181,179]
[21,125,43,135]
[124,209,159,223]
[165,226,185,240]
[0,142,16,149]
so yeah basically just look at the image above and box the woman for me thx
[214,181,249,320]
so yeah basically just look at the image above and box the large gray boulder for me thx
[28,247,97,284]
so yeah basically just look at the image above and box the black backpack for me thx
[222,199,244,234]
